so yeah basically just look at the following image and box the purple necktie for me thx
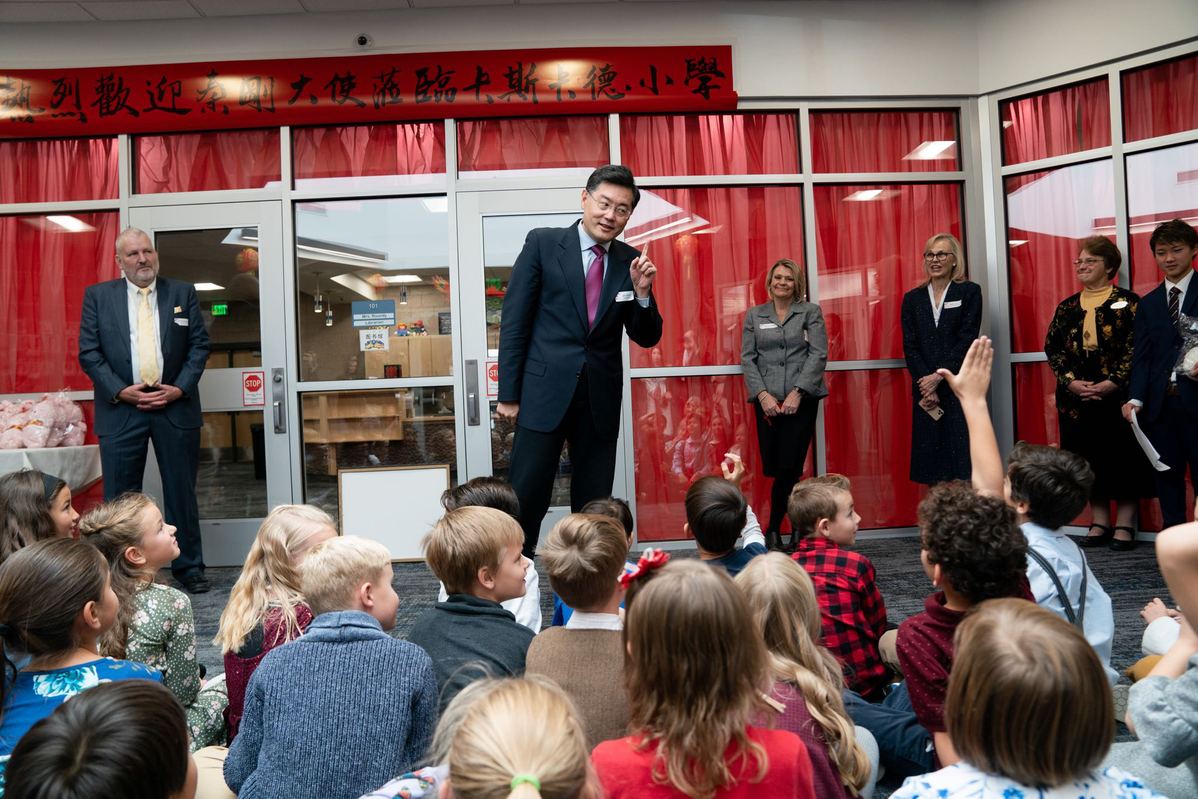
[586,243,605,328]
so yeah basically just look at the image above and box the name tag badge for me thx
[944,300,962,309]
[615,290,635,303]
[173,306,183,313]
[759,322,779,329]
[173,318,189,326]
[1111,300,1129,310]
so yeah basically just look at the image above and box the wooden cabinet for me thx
[363,334,453,378]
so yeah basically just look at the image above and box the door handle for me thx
[272,368,287,434]
[465,359,480,426]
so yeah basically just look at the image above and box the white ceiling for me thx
[0,0,723,23]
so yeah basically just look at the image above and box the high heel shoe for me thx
[1077,524,1114,548]
[1110,525,1137,551]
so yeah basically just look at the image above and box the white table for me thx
[0,445,102,490]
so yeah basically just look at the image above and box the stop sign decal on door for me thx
[243,370,266,406]
[486,361,499,398]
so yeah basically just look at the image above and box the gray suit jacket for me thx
[741,301,828,401]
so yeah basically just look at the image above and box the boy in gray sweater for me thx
[225,536,437,799]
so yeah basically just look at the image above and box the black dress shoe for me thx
[764,530,783,551]
[1077,524,1114,548]
[1110,526,1137,552]
[178,573,210,594]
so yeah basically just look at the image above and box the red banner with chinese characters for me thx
[0,46,735,138]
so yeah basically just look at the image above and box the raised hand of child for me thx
[938,336,993,405]
[720,452,746,488]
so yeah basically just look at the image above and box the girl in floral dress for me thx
[81,493,227,750]
[0,538,161,789]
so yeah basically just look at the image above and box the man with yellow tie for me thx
[79,228,211,593]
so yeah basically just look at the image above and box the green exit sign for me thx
[211,303,228,316]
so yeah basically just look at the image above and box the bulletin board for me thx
[337,465,450,561]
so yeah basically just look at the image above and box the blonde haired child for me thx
[592,559,815,799]
[736,553,876,798]
[215,503,336,741]
[80,493,227,750]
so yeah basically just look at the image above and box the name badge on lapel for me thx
[174,318,189,326]
[944,300,962,309]
[615,290,635,303]
[1111,301,1129,310]
[759,322,778,329]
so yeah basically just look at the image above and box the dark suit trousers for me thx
[509,371,618,557]
[1145,393,1198,527]
[99,409,204,577]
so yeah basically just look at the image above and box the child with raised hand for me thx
[0,538,162,784]
[527,514,629,747]
[1104,521,1198,797]
[736,553,877,799]
[592,559,816,798]
[787,478,889,701]
[80,493,227,750]
[408,506,535,711]
[215,503,336,742]
[0,470,79,564]
[5,680,196,799]
[893,599,1163,799]
[437,477,541,632]
[226,536,437,799]
[686,453,768,577]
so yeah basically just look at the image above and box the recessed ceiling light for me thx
[903,141,956,160]
[844,189,886,202]
[383,275,423,284]
[195,282,225,291]
[46,215,93,232]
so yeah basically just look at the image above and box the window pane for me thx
[629,375,812,542]
[199,410,267,519]
[1122,53,1198,142]
[1013,362,1059,447]
[620,113,798,176]
[1127,142,1198,296]
[300,388,457,520]
[626,186,804,368]
[0,212,119,393]
[811,110,959,173]
[295,197,450,381]
[293,122,446,191]
[0,137,117,203]
[813,183,965,361]
[1000,78,1111,166]
[824,368,920,529]
[135,129,281,193]
[457,116,608,178]
[1005,160,1116,353]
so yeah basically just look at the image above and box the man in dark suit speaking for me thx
[79,228,211,593]
[498,165,662,556]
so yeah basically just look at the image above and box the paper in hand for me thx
[1130,411,1170,472]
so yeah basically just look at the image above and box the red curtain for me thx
[620,113,798,176]
[1013,362,1059,447]
[0,212,119,393]
[1001,78,1111,166]
[629,375,812,542]
[1122,53,1198,143]
[810,111,959,173]
[1004,160,1116,353]
[293,122,445,188]
[136,129,281,193]
[457,116,608,173]
[823,368,922,529]
[625,186,804,369]
[813,183,965,361]
[0,137,117,204]
[1126,142,1198,297]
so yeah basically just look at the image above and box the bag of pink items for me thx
[0,392,87,449]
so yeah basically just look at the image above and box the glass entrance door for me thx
[455,189,631,540]
[129,202,291,565]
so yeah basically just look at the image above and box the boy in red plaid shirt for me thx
[789,478,891,700]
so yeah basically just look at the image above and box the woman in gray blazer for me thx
[741,258,829,550]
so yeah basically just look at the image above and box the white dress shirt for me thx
[125,277,163,384]
[565,610,623,631]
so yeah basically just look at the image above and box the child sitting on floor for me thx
[80,493,227,750]
[225,536,437,799]
[0,470,79,564]
[686,454,767,577]
[893,599,1162,799]
[788,478,889,702]
[407,506,535,710]
[551,496,635,626]
[527,513,629,747]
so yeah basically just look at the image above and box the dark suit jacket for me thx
[78,276,210,436]
[900,280,983,394]
[1128,279,1198,423]
[498,223,663,439]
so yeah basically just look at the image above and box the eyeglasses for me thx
[924,252,953,261]
[587,191,632,220]
[1072,257,1104,266]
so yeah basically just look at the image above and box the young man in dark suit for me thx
[497,165,662,556]
[1123,219,1198,534]
[78,228,211,592]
